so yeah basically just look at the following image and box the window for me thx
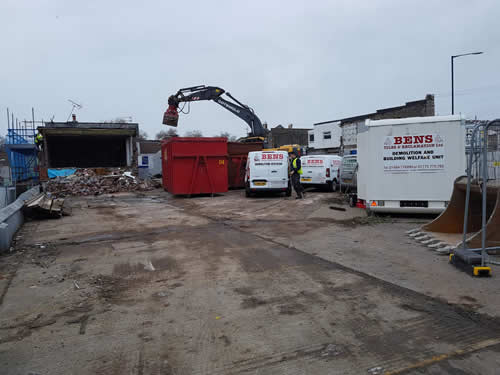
[309,134,315,142]
[323,131,331,140]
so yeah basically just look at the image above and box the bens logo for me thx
[262,154,284,160]
[393,135,433,145]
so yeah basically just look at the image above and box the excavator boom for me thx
[163,85,267,139]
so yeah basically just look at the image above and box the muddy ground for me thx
[0,189,499,374]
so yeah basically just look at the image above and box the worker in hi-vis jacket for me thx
[289,151,304,199]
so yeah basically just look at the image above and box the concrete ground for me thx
[0,189,499,374]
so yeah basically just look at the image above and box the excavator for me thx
[163,85,269,145]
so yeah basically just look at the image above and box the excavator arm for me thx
[163,85,267,138]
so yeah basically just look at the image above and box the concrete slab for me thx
[0,190,499,375]
[429,241,447,249]
[0,185,40,252]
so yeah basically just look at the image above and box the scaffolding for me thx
[5,108,41,188]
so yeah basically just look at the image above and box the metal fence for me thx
[463,119,500,265]
[465,120,500,182]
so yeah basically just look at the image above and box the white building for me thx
[307,121,342,154]
[312,94,435,155]
[137,141,163,178]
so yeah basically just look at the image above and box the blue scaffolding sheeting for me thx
[6,128,39,183]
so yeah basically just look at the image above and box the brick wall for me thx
[370,94,435,121]
[340,94,435,154]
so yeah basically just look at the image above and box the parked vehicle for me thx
[357,115,466,213]
[245,151,291,197]
[300,155,342,191]
[340,155,358,193]
[263,144,306,156]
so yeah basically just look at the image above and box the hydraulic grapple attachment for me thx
[163,105,179,126]
[163,95,179,126]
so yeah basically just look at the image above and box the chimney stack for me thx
[72,114,77,122]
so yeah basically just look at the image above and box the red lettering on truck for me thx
[394,135,434,145]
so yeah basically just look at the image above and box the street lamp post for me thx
[451,52,483,115]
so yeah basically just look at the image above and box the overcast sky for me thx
[1,0,499,139]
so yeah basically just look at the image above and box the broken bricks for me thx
[46,168,155,197]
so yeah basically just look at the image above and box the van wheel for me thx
[329,180,338,192]
[245,184,252,198]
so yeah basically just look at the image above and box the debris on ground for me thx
[329,206,347,211]
[367,366,384,375]
[151,178,163,189]
[46,168,155,197]
[79,315,89,335]
[23,193,65,219]
[321,343,343,357]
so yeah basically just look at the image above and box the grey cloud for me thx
[1,0,499,138]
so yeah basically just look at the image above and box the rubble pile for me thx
[24,193,65,219]
[46,168,157,197]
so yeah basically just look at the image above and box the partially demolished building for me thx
[38,117,139,178]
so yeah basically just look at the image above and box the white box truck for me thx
[300,155,342,191]
[357,115,466,214]
[245,151,291,197]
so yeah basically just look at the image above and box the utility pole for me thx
[451,52,483,115]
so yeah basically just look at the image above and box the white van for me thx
[340,155,358,192]
[300,155,342,191]
[245,151,291,197]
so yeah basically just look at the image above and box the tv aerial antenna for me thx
[67,99,83,121]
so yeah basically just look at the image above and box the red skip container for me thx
[162,137,228,195]
[227,142,263,189]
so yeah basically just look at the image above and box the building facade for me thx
[311,94,435,155]
[307,122,342,154]
[137,140,162,178]
[38,118,139,172]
